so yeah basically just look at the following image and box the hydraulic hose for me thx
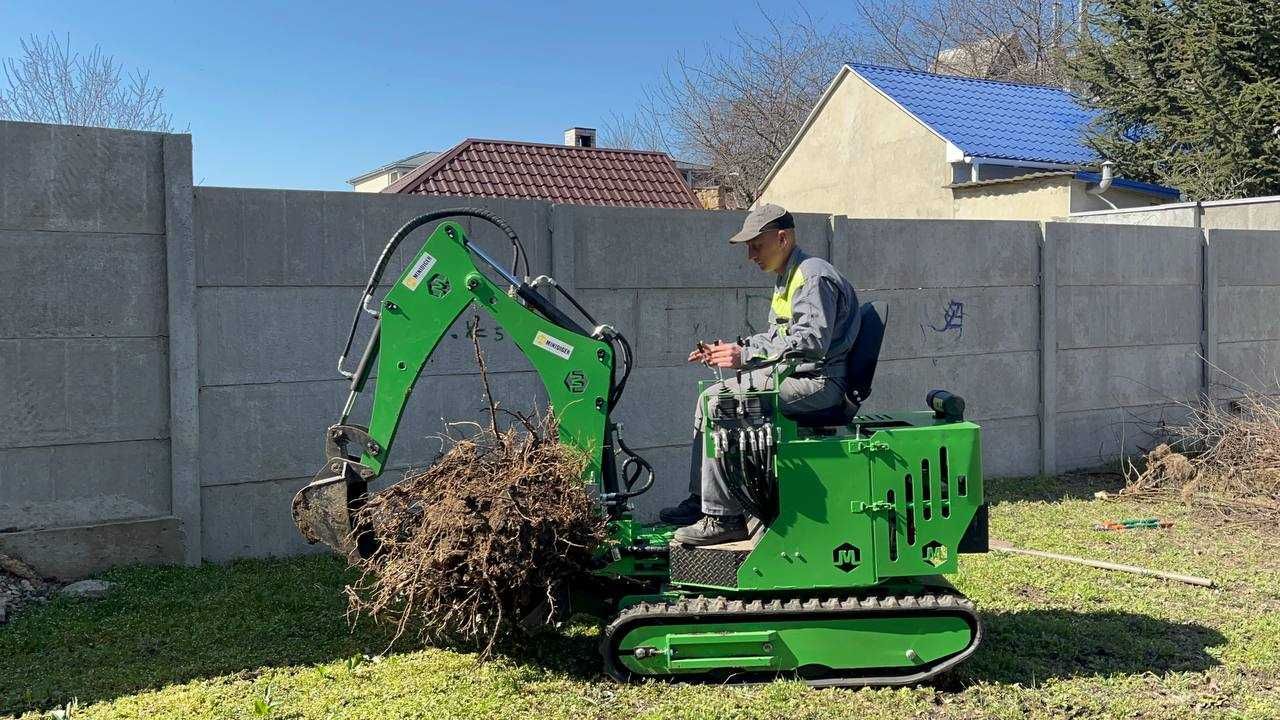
[608,332,634,408]
[547,282,598,328]
[338,207,528,376]
[614,432,655,499]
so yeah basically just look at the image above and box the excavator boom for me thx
[291,212,635,559]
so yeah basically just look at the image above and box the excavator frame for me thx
[291,210,987,686]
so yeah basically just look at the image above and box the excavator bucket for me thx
[291,458,369,561]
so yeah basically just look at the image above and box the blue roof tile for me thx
[848,63,1100,165]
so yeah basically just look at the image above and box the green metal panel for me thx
[681,386,985,592]
[616,614,971,676]
[867,416,984,578]
[731,438,879,591]
[360,222,614,486]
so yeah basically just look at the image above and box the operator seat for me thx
[785,300,889,428]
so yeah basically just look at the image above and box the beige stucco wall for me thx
[758,71,955,218]
[1203,201,1280,230]
[1069,184,1168,213]
[953,179,1167,220]
[951,176,1073,220]
[1066,207,1197,226]
[1067,197,1280,229]
[351,171,405,193]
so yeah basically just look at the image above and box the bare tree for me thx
[0,33,174,131]
[853,0,1079,85]
[602,9,862,207]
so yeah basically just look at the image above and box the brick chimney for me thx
[564,127,596,148]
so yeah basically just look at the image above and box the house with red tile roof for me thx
[380,128,700,209]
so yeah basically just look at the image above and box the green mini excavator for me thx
[292,209,989,686]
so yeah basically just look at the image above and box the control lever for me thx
[696,341,724,388]
[713,339,726,384]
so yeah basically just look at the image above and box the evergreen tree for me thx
[1069,0,1280,200]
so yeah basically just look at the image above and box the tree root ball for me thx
[346,416,607,653]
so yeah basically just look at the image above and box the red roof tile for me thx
[383,138,700,209]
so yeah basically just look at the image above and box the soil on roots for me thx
[346,414,607,654]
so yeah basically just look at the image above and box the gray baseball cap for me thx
[729,203,795,243]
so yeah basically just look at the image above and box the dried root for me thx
[346,326,606,654]
[346,413,606,655]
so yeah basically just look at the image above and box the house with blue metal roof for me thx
[757,63,1179,220]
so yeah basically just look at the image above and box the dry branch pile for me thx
[1126,392,1280,526]
[346,411,606,654]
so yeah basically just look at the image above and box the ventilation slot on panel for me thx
[887,489,898,561]
[940,447,951,518]
[958,474,968,496]
[920,459,932,520]
[904,474,916,546]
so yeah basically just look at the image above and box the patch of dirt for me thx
[0,554,58,623]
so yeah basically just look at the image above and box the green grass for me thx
[3,474,1279,719]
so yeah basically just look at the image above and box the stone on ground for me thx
[59,579,114,600]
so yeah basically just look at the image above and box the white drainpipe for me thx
[1087,161,1115,195]
[1086,160,1117,208]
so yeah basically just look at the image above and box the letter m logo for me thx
[832,542,861,573]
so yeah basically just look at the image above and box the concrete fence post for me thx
[825,213,837,261]
[163,134,201,564]
[549,204,576,300]
[1201,230,1218,400]
[1038,223,1057,476]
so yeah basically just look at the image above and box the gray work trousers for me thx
[688,368,846,516]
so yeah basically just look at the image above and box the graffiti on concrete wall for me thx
[922,299,965,341]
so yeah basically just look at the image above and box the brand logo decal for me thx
[832,542,861,573]
[533,331,574,360]
[402,253,437,290]
[564,370,586,394]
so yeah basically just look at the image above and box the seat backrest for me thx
[845,301,889,404]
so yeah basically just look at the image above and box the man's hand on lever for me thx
[688,340,743,369]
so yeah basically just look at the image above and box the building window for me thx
[389,171,401,183]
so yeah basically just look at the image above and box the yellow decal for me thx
[533,330,574,360]
[402,253,437,291]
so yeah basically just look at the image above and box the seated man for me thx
[662,203,861,546]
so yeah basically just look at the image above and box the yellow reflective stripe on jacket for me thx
[770,265,806,334]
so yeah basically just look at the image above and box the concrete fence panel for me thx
[1045,222,1204,471]
[192,189,556,559]
[0,121,183,578]
[10,119,1280,569]
[834,218,1043,477]
[1211,229,1280,397]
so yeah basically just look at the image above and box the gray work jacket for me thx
[742,248,860,379]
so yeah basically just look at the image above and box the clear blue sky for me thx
[1,1,855,190]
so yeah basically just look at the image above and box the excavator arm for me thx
[291,211,645,559]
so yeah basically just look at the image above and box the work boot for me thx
[673,514,748,546]
[658,495,703,526]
